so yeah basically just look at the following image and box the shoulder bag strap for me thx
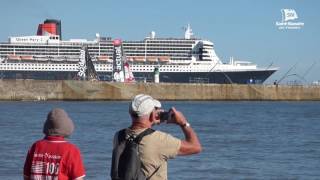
[117,128,127,143]
[134,128,155,144]
[146,164,161,180]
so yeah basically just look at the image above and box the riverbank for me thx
[0,80,319,101]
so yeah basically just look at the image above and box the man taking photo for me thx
[111,94,202,180]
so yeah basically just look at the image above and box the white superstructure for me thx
[0,20,278,83]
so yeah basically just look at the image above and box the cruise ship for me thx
[0,19,278,83]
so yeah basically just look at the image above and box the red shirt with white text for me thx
[23,136,85,180]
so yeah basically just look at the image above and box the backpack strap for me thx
[134,128,155,144]
[118,128,155,144]
[146,164,161,180]
[117,128,127,143]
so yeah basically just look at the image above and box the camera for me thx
[159,109,173,123]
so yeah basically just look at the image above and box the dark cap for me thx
[43,108,74,137]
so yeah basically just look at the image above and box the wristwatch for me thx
[181,122,191,128]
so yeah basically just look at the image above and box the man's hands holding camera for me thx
[158,107,187,127]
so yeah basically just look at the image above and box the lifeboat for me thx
[96,56,112,63]
[34,55,49,61]
[8,55,21,60]
[126,57,134,62]
[20,56,34,61]
[66,58,78,62]
[159,56,170,62]
[133,57,145,62]
[146,57,158,62]
[50,56,64,62]
[106,58,113,63]
[97,56,109,61]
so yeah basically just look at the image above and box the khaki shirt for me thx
[113,128,181,180]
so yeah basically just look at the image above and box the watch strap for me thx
[181,122,190,128]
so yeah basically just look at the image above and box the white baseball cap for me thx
[129,94,161,117]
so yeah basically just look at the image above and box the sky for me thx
[0,0,319,84]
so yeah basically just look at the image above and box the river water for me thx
[0,101,319,179]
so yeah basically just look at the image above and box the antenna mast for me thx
[184,24,193,39]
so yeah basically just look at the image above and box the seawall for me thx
[0,80,319,101]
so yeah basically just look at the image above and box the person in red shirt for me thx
[23,108,86,180]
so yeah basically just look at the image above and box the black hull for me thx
[133,70,276,84]
[0,69,276,84]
